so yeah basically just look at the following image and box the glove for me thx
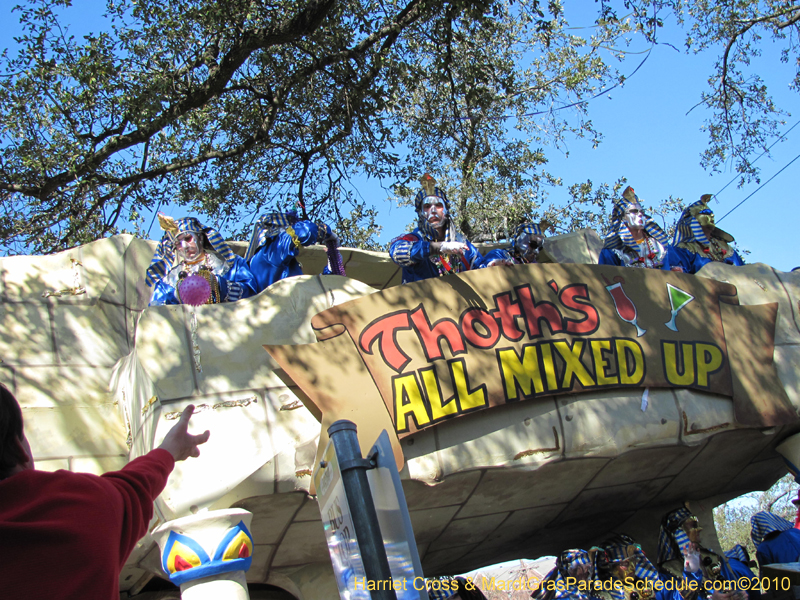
[486,258,514,268]
[439,241,467,255]
[682,547,701,574]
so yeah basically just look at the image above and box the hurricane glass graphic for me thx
[665,283,694,332]
[605,277,646,337]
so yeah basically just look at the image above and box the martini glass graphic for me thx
[604,276,646,337]
[665,283,694,332]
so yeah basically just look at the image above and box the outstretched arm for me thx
[158,405,210,461]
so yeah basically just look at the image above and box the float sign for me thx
[315,438,369,599]
[366,430,427,600]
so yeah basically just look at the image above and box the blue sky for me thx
[1,3,796,271]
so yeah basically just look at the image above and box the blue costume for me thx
[389,174,483,284]
[724,545,758,600]
[598,186,670,269]
[663,196,744,274]
[751,511,800,574]
[657,506,747,600]
[481,221,548,267]
[245,212,334,294]
[533,549,603,600]
[146,215,256,306]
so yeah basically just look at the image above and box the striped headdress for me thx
[514,221,544,239]
[509,220,550,262]
[414,173,452,241]
[657,506,695,567]
[724,544,751,565]
[244,212,299,261]
[601,534,661,583]
[535,549,596,600]
[603,186,669,251]
[672,195,727,246]
[145,214,235,287]
[751,511,792,547]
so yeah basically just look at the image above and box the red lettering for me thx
[461,308,500,349]
[491,292,524,341]
[410,305,466,361]
[359,311,413,372]
[516,285,564,339]
[559,284,600,335]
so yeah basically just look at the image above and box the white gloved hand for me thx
[439,241,467,255]
[682,547,701,574]
[487,258,514,268]
[323,232,340,247]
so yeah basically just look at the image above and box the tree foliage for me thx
[714,474,798,561]
[1,0,791,255]
[629,0,800,184]
[0,0,641,254]
[387,2,638,243]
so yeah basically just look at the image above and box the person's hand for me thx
[670,266,684,272]
[487,258,514,268]
[682,545,701,573]
[439,241,467,255]
[158,405,210,462]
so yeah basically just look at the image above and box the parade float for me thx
[2,229,799,599]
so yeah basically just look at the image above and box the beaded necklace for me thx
[702,237,729,262]
[432,253,464,276]
[626,236,662,268]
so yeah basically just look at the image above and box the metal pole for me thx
[328,420,398,600]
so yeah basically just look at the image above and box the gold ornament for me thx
[420,173,437,197]
[157,212,179,233]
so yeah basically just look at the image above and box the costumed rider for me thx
[750,511,800,577]
[657,506,747,600]
[598,186,669,269]
[664,196,744,274]
[245,211,339,294]
[389,173,483,284]
[598,534,683,600]
[481,220,549,267]
[533,548,604,600]
[722,545,758,600]
[146,214,257,307]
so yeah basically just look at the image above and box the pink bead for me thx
[179,274,211,306]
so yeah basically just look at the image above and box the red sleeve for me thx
[100,448,175,567]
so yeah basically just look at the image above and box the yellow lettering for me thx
[663,341,695,385]
[696,343,723,387]
[393,374,431,433]
[624,576,635,591]
[554,340,595,389]
[616,339,645,385]
[420,367,458,420]
[540,343,558,391]
[498,346,544,399]
[451,359,487,410]
[591,339,619,386]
